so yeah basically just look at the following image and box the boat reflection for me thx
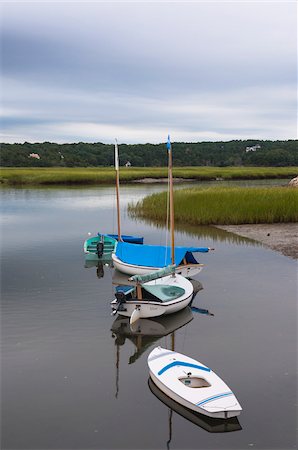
[148,378,242,437]
[84,259,113,279]
[111,307,194,365]
[111,297,213,398]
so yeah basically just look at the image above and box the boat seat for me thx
[143,285,185,302]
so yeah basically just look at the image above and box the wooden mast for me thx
[167,135,175,266]
[115,139,122,241]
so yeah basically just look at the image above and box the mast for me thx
[114,139,122,241]
[167,135,175,265]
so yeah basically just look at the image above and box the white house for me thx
[245,145,261,153]
[28,153,41,159]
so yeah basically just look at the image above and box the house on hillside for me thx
[28,153,41,159]
[245,145,261,153]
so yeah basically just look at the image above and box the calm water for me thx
[1,183,297,450]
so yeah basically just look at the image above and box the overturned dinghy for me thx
[148,347,242,419]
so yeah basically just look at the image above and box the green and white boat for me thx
[84,140,143,261]
[84,233,117,261]
[84,233,144,261]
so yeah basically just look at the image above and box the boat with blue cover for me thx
[112,241,210,277]
[112,135,214,277]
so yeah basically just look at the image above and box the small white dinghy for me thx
[148,347,242,419]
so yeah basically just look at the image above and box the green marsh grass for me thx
[128,186,298,225]
[0,166,297,186]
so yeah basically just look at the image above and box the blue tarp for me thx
[115,241,209,268]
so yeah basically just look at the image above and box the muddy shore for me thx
[215,223,298,259]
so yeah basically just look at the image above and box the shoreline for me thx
[214,223,298,259]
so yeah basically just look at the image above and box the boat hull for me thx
[148,347,242,419]
[111,274,194,319]
[84,234,143,260]
[84,234,117,260]
[112,254,203,277]
[148,378,242,433]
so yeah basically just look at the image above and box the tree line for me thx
[0,140,297,167]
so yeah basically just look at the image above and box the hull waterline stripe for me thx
[196,392,233,406]
[158,361,211,375]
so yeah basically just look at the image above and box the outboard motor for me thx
[112,290,126,315]
[96,241,104,258]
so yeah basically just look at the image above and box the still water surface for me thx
[1,183,297,450]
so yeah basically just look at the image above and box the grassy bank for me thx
[0,166,297,186]
[128,187,298,225]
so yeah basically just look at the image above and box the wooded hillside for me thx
[1,140,297,167]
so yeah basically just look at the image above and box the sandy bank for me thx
[215,223,298,259]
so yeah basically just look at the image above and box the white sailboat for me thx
[112,135,213,277]
[148,347,242,420]
[111,136,194,324]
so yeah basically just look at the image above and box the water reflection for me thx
[110,292,214,398]
[128,213,261,247]
[111,307,194,366]
[84,259,113,278]
[148,378,242,439]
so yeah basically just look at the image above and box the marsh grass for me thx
[129,187,298,225]
[0,166,297,185]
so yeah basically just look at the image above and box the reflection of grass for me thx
[1,166,297,185]
[128,187,298,225]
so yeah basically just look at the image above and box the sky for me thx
[1,1,297,144]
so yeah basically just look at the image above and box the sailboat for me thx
[112,136,214,277]
[148,346,242,419]
[112,241,210,277]
[111,136,195,324]
[83,140,143,260]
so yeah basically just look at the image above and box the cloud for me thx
[1,1,297,143]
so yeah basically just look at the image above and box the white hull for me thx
[148,378,242,433]
[111,274,194,319]
[112,253,203,278]
[148,347,242,419]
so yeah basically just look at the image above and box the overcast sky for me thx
[1,1,297,144]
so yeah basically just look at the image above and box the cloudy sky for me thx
[1,1,297,144]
